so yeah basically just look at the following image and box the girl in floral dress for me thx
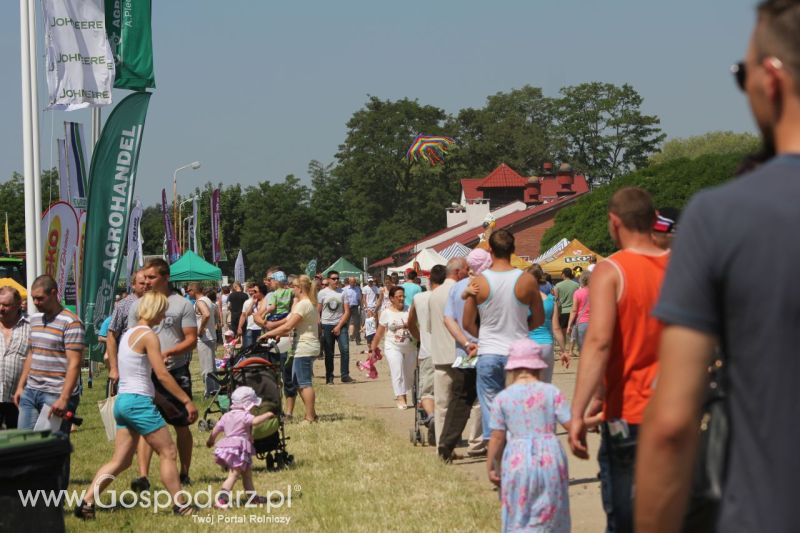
[487,338,572,532]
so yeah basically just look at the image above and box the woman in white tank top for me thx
[75,292,199,519]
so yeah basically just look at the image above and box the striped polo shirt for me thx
[27,308,85,395]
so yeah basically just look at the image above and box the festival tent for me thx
[387,248,448,275]
[439,242,471,260]
[0,278,26,298]
[541,239,604,276]
[534,238,570,264]
[169,250,222,282]
[322,257,364,280]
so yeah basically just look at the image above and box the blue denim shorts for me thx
[293,356,314,388]
[114,393,166,436]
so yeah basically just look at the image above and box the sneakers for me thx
[180,473,192,486]
[173,503,196,516]
[341,375,354,383]
[466,448,488,458]
[130,476,150,493]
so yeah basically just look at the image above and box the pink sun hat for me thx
[466,248,493,275]
[505,338,548,371]
[230,386,262,411]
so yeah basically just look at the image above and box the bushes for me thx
[540,152,746,255]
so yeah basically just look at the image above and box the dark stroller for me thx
[199,340,294,471]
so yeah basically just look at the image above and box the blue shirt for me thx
[98,315,113,338]
[528,294,554,344]
[401,282,422,309]
[444,278,478,360]
[342,285,362,307]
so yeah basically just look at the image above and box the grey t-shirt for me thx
[317,287,345,325]
[652,155,800,533]
[128,293,196,370]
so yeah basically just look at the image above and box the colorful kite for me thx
[405,134,456,166]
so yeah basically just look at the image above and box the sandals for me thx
[73,500,95,520]
[173,503,197,516]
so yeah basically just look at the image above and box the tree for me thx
[556,83,666,183]
[649,131,760,165]
[449,85,558,177]
[334,96,459,261]
[540,153,745,255]
[2,168,60,252]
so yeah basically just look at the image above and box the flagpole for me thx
[28,0,42,275]
[20,0,38,300]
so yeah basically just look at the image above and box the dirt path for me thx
[324,341,605,532]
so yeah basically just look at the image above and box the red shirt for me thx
[603,249,669,424]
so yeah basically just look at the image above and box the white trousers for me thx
[385,347,417,397]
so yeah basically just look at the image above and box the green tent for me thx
[322,256,364,280]
[169,250,222,282]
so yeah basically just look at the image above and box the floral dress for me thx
[489,382,572,532]
[213,408,256,470]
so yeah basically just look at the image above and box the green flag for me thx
[105,0,155,90]
[81,92,152,361]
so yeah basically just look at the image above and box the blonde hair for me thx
[136,291,169,322]
[296,274,317,306]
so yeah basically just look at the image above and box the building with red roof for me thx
[372,162,590,270]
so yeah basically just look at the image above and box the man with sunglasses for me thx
[317,271,352,384]
[636,2,800,532]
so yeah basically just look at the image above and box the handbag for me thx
[683,356,729,532]
[97,394,117,441]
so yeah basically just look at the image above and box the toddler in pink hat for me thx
[487,338,573,531]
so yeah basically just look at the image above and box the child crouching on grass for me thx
[206,386,275,508]
[486,338,572,532]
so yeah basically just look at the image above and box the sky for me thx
[1,0,759,207]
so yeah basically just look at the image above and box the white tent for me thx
[439,242,472,259]
[387,248,448,274]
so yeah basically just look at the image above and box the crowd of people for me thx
[1,2,799,528]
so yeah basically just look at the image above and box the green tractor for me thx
[0,255,25,287]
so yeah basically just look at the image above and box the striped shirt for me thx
[0,314,30,402]
[27,308,85,395]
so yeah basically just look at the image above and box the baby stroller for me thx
[409,362,435,446]
[199,339,294,471]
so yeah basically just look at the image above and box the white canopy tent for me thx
[387,248,448,274]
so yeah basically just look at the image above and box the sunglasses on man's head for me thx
[731,61,746,91]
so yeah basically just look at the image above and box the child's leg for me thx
[241,466,255,492]
[221,468,241,492]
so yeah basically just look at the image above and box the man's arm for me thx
[463,276,487,338]
[12,347,33,406]
[334,302,350,335]
[196,299,211,337]
[407,303,420,340]
[568,261,618,459]
[164,326,198,359]
[635,326,714,533]
[50,347,82,415]
[253,299,269,327]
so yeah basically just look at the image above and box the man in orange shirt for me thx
[568,187,670,533]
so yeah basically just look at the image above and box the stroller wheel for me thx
[286,454,294,466]
[266,454,275,471]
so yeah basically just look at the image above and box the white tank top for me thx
[117,325,155,397]
[477,269,529,356]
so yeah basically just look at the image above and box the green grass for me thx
[63,360,499,532]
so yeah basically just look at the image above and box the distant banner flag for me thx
[75,209,87,315]
[305,259,317,278]
[65,122,89,208]
[43,0,114,111]
[234,250,245,283]
[405,134,456,166]
[126,200,143,287]
[191,196,199,255]
[81,91,151,362]
[105,0,155,90]
[4,213,10,254]
[41,201,80,303]
[211,189,221,264]
[162,189,179,263]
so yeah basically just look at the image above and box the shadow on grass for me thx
[569,477,600,486]
[314,413,364,423]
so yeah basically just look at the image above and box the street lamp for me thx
[172,161,201,240]
[178,196,197,253]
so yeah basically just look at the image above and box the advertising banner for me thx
[41,201,80,303]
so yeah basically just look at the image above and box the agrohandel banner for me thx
[41,201,80,303]
[81,91,151,362]
[43,0,114,110]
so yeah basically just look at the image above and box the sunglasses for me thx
[731,61,745,91]
[329,277,339,281]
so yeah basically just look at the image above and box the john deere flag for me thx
[43,0,114,110]
[81,91,151,361]
[105,0,155,89]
